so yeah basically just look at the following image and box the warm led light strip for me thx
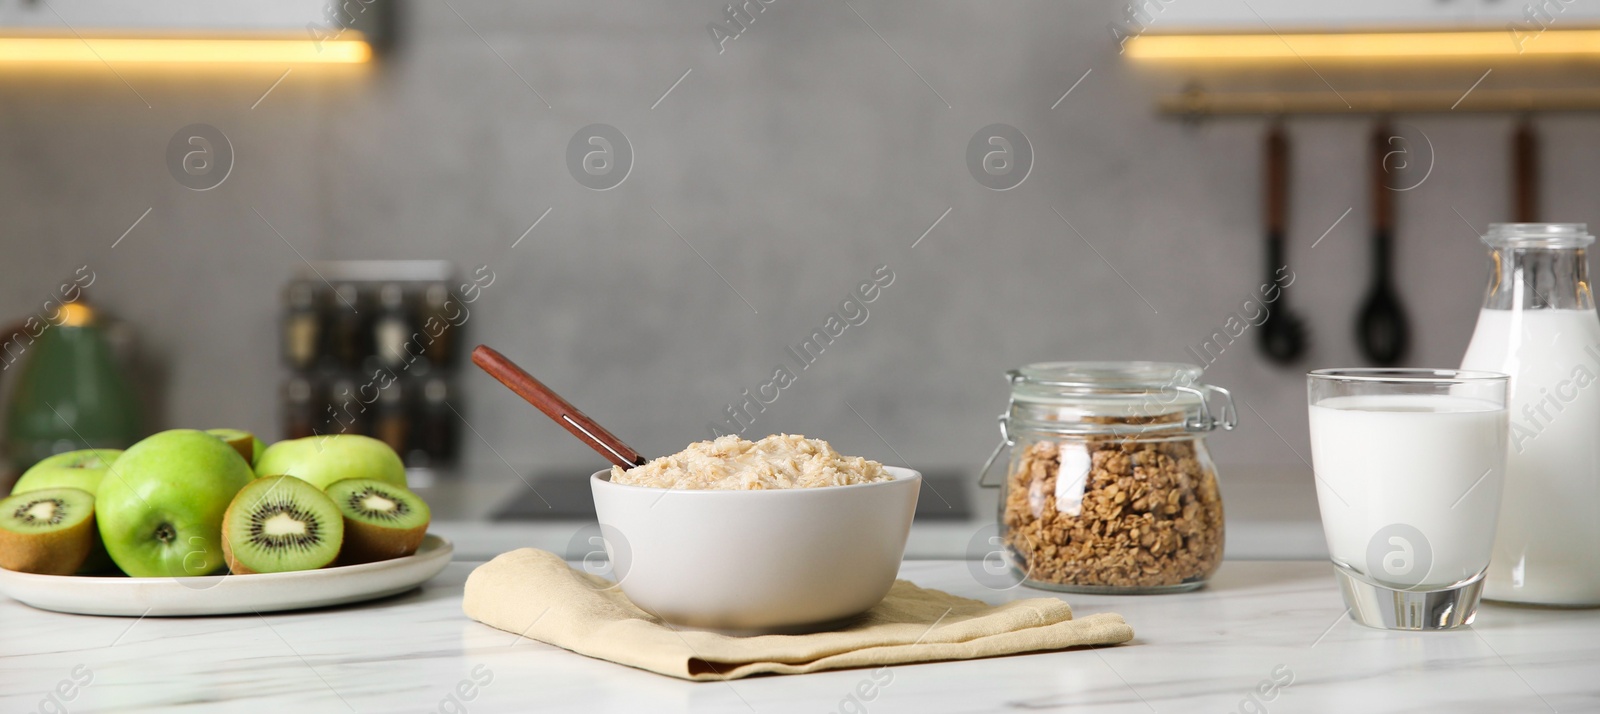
[0,37,370,65]
[1126,29,1600,60]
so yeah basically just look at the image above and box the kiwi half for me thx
[0,488,96,575]
[12,449,122,574]
[222,476,343,574]
[325,478,430,565]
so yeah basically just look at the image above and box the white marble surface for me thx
[2,560,1595,714]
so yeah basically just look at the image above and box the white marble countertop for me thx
[2,559,1594,714]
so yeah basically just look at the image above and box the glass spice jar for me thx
[980,362,1235,593]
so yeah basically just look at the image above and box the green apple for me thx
[12,449,122,496]
[205,429,265,467]
[97,429,253,578]
[255,435,407,491]
[12,449,124,574]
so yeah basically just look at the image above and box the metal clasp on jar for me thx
[1177,383,1238,433]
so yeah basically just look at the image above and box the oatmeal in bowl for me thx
[609,434,894,490]
[591,434,919,632]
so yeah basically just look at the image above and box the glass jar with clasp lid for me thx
[979,362,1236,593]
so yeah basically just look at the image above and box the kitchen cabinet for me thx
[1152,0,1600,30]
[0,0,391,59]
[0,0,330,32]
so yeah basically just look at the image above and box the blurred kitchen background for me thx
[5,0,1598,558]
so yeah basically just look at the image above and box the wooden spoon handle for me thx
[1514,118,1539,223]
[1265,122,1288,236]
[471,344,646,469]
[1371,121,1394,234]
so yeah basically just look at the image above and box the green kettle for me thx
[3,299,141,474]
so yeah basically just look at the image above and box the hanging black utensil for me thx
[1257,121,1308,364]
[1356,121,1411,366]
[1514,116,1538,222]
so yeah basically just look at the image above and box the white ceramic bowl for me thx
[589,466,920,632]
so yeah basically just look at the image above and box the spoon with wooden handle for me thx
[1356,121,1411,366]
[471,344,647,468]
[1257,121,1308,364]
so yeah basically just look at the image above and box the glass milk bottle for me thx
[1461,223,1600,606]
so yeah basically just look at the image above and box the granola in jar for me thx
[989,362,1234,593]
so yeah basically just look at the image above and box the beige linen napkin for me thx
[462,548,1134,681]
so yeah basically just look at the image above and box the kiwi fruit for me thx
[325,478,430,565]
[0,488,97,575]
[12,449,122,574]
[222,476,343,574]
[205,428,263,467]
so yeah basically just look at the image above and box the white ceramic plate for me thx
[0,534,452,617]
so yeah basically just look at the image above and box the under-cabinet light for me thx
[0,36,370,65]
[1125,29,1600,61]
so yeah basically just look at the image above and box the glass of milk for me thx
[1307,368,1509,630]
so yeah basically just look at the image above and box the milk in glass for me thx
[1309,394,1507,589]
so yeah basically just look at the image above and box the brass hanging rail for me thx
[1159,87,1600,117]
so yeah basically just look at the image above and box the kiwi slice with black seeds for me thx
[222,476,343,574]
[0,488,96,575]
[325,478,430,565]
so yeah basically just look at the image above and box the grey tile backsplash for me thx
[4,0,1597,480]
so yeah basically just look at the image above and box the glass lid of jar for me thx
[1006,361,1233,433]
[977,361,1236,488]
